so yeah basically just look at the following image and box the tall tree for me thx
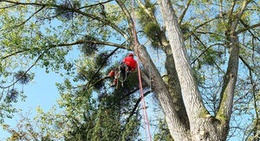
[1,0,260,140]
[157,0,259,140]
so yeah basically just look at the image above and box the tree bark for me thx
[116,0,191,140]
[134,44,191,141]
[157,0,245,140]
[157,0,232,140]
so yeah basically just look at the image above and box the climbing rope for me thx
[131,0,152,141]
[137,62,152,141]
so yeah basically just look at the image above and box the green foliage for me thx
[5,89,19,103]
[137,1,162,48]
[137,1,155,24]
[2,114,55,141]
[0,102,18,123]
[154,119,174,141]
[80,35,99,56]
[95,51,110,67]
[200,48,220,66]
[55,0,80,21]
[14,70,34,85]
[143,22,161,47]
[1,0,260,140]
[122,115,140,141]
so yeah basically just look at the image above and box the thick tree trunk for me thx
[157,0,240,140]
[216,33,239,139]
[115,1,191,140]
[137,0,190,132]
[133,44,191,141]
[157,0,242,140]
[117,0,243,140]
[164,47,190,130]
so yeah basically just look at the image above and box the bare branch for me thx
[236,21,260,37]
[116,0,137,47]
[178,0,192,24]
[185,14,225,39]
[1,50,29,60]
[78,0,113,10]
[227,0,237,26]
[233,0,252,30]
[123,90,152,130]
[1,40,126,60]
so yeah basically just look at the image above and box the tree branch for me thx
[1,0,129,42]
[14,6,45,29]
[1,50,29,60]
[185,14,225,39]
[227,0,237,26]
[116,0,136,47]
[233,0,251,30]
[83,47,121,90]
[236,20,260,39]
[1,40,126,60]
[123,90,152,130]
[178,0,192,24]
[78,0,112,10]
[0,50,45,89]
[216,0,251,124]
[190,32,226,73]
[137,0,155,20]
[216,33,239,124]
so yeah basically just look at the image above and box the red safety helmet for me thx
[128,53,134,57]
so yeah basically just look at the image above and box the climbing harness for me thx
[115,64,130,88]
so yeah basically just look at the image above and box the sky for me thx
[0,46,247,141]
[0,68,63,140]
[0,43,82,140]
[0,65,162,140]
[0,53,246,141]
[0,1,255,140]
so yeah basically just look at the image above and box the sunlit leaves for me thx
[0,102,18,123]
[40,47,72,73]
[143,22,161,47]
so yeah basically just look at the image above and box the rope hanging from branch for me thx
[131,0,152,141]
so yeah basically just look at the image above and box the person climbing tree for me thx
[107,53,137,87]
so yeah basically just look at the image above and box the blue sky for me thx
[0,66,159,140]
[0,2,252,140]
[0,68,63,140]
[0,49,247,141]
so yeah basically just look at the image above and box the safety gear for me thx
[110,79,117,87]
[109,53,137,88]
[122,55,137,71]
[128,53,134,57]
[107,70,115,77]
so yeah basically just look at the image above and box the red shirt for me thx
[123,56,137,71]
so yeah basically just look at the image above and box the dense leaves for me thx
[0,0,260,140]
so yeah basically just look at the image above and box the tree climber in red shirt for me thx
[107,53,137,87]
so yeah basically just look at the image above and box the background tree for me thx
[0,0,259,140]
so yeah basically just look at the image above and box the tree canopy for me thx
[0,0,259,140]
